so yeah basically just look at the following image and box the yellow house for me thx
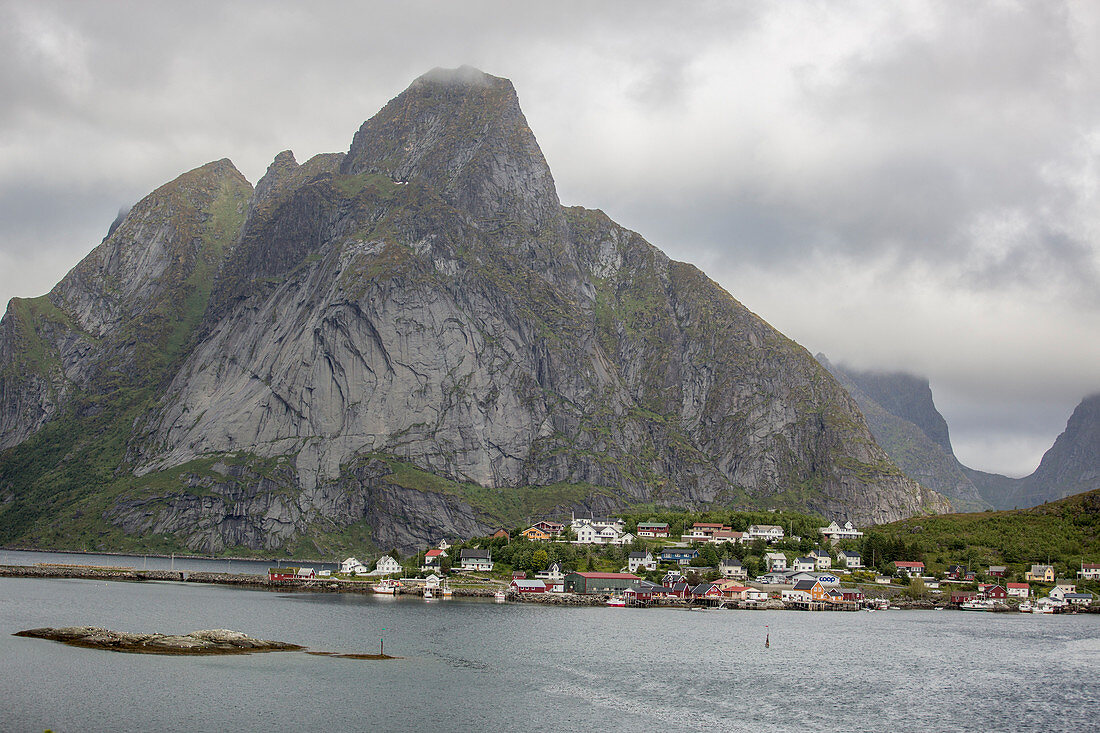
[521,526,551,542]
[1026,564,1055,583]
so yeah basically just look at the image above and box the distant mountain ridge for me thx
[819,356,1100,510]
[0,67,946,556]
[816,356,989,511]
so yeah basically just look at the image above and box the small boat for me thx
[1018,601,1034,613]
[372,578,401,595]
[424,588,433,600]
[606,596,626,607]
[960,599,995,611]
[441,584,453,598]
[493,590,507,602]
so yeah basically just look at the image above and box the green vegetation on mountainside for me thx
[865,488,1100,578]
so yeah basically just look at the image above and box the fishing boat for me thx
[493,590,507,602]
[1018,601,1034,613]
[606,596,626,607]
[424,588,433,600]
[960,598,995,611]
[372,578,401,595]
[441,583,453,598]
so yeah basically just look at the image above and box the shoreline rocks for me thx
[13,626,303,655]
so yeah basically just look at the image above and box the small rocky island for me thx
[14,627,303,655]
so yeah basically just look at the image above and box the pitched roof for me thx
[511,579,547,590]
[460,549,491,559]
[792,579,819,590]
[628,551,650,559]
[571,572,641,580]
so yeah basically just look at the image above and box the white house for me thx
[1078,563,1100,580]
[628,551,658,573]
[837,550,863,569]
[792,557,816,573]
[719,558,747,579]
[747,525,785,542]
[372,556,402,576]
[571,516,625,533]
[893,561,925,577]
[1007,582,1030,598]
[424,573,442,589]
[459,549,494,572]
[574,525,601,544]
[1048,583,1078,602]
[820,520,864,541]
[765,552,788,571]
[612,531,636,546]
[809,549,832,570]
[745,588,769,602]
[341,557,369,575]
[598,525,624,544]
[536,562,566,582]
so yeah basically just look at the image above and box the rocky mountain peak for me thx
[50,158,250,337]
[340,66,561,234]
[1028,393,1100,496]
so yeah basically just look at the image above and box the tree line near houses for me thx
[366,490,1100,589]
[864,487,1100,584]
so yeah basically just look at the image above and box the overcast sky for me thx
[2,0,1098,477]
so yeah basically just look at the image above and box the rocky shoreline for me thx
[14,627,302,655]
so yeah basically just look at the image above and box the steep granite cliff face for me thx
[0,68,946,555]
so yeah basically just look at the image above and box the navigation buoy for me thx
[765,625,770,649]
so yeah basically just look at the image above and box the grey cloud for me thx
[0,0,1097,476]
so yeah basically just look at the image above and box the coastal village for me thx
[269,515,1100,613]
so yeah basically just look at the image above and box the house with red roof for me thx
[893,561,925,577]
[1078,563,1100,580]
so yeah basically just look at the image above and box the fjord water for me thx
[1,578,1097,732]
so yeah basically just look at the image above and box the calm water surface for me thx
[0,548,336,574]
[1,577,1097,732]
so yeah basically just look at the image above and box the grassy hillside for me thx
[864,488,1100,580]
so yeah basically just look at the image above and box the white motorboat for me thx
[372,578,401,595]
[493,590,507,602]
[960,599,995,611]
